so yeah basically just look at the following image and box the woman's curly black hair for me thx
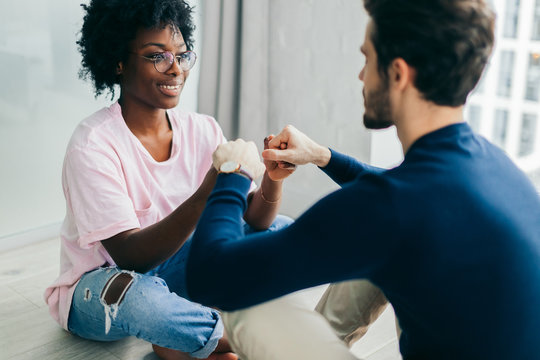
[77,0,195,99]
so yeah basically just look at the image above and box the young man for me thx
[185,0,540,359]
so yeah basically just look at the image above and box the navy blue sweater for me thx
[187,123,540,359]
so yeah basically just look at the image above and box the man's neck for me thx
[395,101,464,154]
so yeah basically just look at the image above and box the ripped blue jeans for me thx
[67,215,292,358]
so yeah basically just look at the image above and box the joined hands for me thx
[212,125,330,181]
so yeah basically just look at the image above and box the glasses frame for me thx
[131,50,197,73]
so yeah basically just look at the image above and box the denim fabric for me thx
[151,214,294,300]
[68,215,293,357]
[68,266,222,358]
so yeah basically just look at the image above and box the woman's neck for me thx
[119,97,171,137]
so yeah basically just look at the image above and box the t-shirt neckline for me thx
[110,101,180,165]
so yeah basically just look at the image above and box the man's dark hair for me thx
[364,0,495,106]
[77,0,195,98]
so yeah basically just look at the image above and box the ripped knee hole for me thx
[101,272,134,305]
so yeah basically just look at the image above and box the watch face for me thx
[220,161,240,173]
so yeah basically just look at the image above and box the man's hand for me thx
[213,139,266,180]
[261,125,331,168]
[263,135,296,181]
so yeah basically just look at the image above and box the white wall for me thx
[0,0,201,247]
[263,0,374,217]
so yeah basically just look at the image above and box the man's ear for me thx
[389,58,414,91]
[116,62,124,75]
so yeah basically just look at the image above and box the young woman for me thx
[43,1,292,359]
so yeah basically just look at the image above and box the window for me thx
[525,52,540,102]
[503,0,520,38]
[533,0,540,40]
[493,109,509,148]
[519,114,538,156]
[497,50,515,97]
[468,105,482,132]
[465,0,540,190]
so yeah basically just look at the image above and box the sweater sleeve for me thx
[186,171,398,311]
[321,149,386,186]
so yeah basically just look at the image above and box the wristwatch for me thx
[218,161,253,181]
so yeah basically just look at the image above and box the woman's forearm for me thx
[243,172,283,230]
[101,168,218,273]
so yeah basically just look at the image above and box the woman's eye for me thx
[150,53,166,61]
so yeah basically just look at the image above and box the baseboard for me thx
[0,222,62,252]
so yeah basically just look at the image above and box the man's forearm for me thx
[312,145,332,168]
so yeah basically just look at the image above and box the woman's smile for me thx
[157,80,183,97]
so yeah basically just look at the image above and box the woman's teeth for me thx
[160,85,180,90]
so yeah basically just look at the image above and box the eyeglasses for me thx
[132,50,197,73]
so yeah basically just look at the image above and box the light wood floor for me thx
[0,238,401,360]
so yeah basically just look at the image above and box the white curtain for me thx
[198,0,270,142]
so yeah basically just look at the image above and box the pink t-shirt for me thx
[44,102,228,330]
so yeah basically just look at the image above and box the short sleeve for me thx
[188,113,256,192]
[63,147,140,248]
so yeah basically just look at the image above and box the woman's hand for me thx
[263,135,296,181]
[213,139,266,180]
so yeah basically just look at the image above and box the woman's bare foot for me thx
[152,337,238,360]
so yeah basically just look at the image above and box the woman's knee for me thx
[268,214,294,231]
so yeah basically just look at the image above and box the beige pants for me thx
[222,280,391,360]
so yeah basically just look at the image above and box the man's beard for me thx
[363,79,393,130]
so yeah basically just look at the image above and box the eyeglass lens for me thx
[155,51,196,73]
